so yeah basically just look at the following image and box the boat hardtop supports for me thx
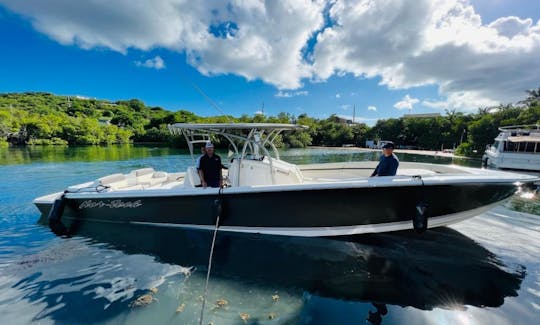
[168,123,307,186]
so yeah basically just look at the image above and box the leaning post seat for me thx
[184,166,202,188]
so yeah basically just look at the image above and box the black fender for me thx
[413,202,428,233]
[48,192,69,236]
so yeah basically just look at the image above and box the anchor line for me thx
[198,186,224,325]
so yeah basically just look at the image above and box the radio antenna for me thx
[188,81,233,123]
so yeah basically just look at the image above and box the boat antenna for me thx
[187,80,234,123]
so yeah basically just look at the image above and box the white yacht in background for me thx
[483,125,540,171]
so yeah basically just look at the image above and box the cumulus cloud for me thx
[394,95,419,110]
[312,0,540,110]
[488,16,534,38]
[134,56,165,70]
[0,0,325,89]
[367,105,377,111]
[2,0,540,109]
[422,100,449,109]
[335,93,341,98]
[275,90,309,98]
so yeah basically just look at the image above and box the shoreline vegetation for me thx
[1,90,539,157]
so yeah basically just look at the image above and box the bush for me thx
[455,142,479,157]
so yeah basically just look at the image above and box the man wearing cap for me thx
[195,145,206,170]
[198,142,223,188]
[370,142,399,177]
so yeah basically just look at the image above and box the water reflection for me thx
[0,145,189,165]
[2,223,525,324]
[79,224,524,311]
[1,145,480,168]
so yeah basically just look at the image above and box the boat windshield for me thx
[168,123,307,162]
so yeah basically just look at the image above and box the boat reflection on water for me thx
[81,222,524,316]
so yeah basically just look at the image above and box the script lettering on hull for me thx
[79,199,143,209]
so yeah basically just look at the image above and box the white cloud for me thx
[254,110,264,115]
[422,100,448,109]
[134,56,165,70]
[0,0,325,89]
[335,93,341,98]
[488,16,534,39]
[275,90,308,98]
[340,104,350,110]
[394,94,419,110]
[367,105,377,111]
[2,0,540,109]
[312,0,540,110]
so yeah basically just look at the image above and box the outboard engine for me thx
[413,202,428,233]
[48,192,69,236]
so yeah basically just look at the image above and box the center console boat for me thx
[34,123,539,237]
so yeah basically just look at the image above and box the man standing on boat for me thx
[198,142,223,188]
[371,142,399,177]
[195,145,205,169]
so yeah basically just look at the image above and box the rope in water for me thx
[198,187,223,325]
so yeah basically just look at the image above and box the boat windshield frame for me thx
[168,123,307,162]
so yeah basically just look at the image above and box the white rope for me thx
[198,192,223,325]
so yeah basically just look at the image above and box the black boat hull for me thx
[36,182,516,236]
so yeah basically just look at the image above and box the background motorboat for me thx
[483,124,540,171]
[34,123,539,237]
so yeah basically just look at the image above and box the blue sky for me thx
[1,1,539,125]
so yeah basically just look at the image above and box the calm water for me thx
[0,146,539,325]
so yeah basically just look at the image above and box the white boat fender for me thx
[48,191,69,236]
[413,202,429,233]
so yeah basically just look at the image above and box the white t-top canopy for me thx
[168,123,307,130]
[168,123,308,161]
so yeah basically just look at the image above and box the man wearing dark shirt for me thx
[198,142,223,188]
[371,142,399,177]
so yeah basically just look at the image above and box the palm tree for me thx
[519,87,540,107]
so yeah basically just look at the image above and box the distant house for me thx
[403,113,441,118]
[335,116,353,125]
[98,118,111,126]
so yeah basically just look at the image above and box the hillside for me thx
[1,91,539,157]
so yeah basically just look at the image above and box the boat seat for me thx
[184,166,201,188]
[98,174,126,187]
[131,168,155,177]
[117,184,145,191]
[167,172,185,182]
[137,171,168,186]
